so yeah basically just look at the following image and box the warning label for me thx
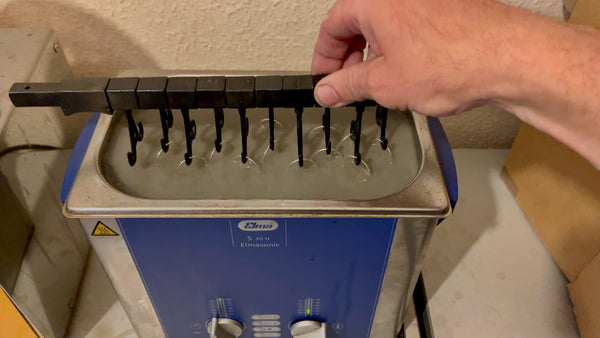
[91,221,119,236]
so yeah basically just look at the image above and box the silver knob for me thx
[206,318,244,338]
[290,320,327,338]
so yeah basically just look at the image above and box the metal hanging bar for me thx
[197,76,227,153]
[351,104,364,165]
[166,77,198,165]
[124,109,144,166]
[158,108,174,152]
[225,76,255,163]
[323,107,332,155]
[376,106,389,150]
[256,75,284,152]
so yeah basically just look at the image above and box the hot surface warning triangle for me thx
[91,221,119,236]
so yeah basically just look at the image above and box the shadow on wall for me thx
[0,0,158,76]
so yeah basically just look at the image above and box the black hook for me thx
[238,108,249,163]
[181,108,196,165]
[214,107,225,152]
[322,108,331,155]
[268,107,275,151]
[125,109,144,166]
[159,108,174,152]
[350,104,364,165]
[255,76,283,151]
[375,106,389,150]
[295,106,304,167]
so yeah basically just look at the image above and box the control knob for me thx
[290,320,327,338]
[206,318,244,338]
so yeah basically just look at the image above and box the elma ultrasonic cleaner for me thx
[10,72,457,338]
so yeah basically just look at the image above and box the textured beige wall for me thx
[0,0,565,147]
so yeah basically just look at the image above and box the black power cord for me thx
[0,144,63,161]
[397,272,434,338]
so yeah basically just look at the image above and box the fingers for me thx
[342,48,365,69]
[312,0,389,108]
[314,57,384,107]
[341,35,367,68]
[311,0,363,75]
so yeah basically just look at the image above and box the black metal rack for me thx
[9,75,388,168]
[9,75,378,115]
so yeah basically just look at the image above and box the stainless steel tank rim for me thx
[64,111,451,218]
[64,72,451,218]
[63,207,448,219]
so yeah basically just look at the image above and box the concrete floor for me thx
[404,149,578,337]
[6,149,580,337]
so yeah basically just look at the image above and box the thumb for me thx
[314,59,382,107]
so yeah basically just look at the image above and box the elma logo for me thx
[238,220,279,231]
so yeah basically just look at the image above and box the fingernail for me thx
[315,85,340,107]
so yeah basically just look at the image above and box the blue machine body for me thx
[118,217,396,337]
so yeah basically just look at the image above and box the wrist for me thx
[477,4,555,108]
[486,11,600,168]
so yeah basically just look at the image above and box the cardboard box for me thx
[504,123,600,338]
[503,124,600,281]
[502,1,600,336]
[0,285,39,338]
[568,252,600,337]
[570,0,600,30]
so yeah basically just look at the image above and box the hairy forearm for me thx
[488,7,600,168]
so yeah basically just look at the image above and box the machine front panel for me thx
[118,217,397,338]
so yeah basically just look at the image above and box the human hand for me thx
[312,0,600,169]
[311,0,531,116]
